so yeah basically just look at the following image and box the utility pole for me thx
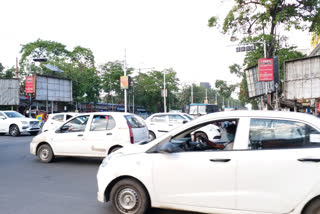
[191,84,193,104]
[163,70,167,113]
[124,49,127,113]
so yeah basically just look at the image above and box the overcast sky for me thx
[0,0,312,87]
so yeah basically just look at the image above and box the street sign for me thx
[25,76,34,93]
[258,58,274,81]
[236,45,256,52]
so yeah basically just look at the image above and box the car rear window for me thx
[125,115,146,128]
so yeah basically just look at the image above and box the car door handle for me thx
[77,134,83,137]
[298,158,320,162]
[169,124,173,126]
[106,133,112,136]
[210,159,231,162]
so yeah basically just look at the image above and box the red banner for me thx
[258,58,274,81]
[25,76,34,93]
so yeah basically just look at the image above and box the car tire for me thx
[0,133,5,136]
[109,146,122,154]
[110,178,150,214]
[148,131,156,141]
[9,125,20,137]
[303,198,320,214]
[37,144,54,163]
[195,132,208,141]
[29,131,39,136]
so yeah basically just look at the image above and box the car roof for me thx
[195,110,319,123]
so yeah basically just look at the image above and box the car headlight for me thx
[101,152,123,168]
[21,121,28,125]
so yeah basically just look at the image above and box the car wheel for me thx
[9,125,20,137]
[195,132,208,141]
[109,146,122,154]
[303,198,320,214]
[148,131,156,141]
[29,131,39,136]
[111,178,150,214]
[37,144,54,163]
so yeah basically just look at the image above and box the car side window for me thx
[52,114,64,122]
[61,115,89,133]
[169,115,185,123]
[151,115,166,123]
[125,115,146,128]
[0,112,4,117]
[249,119,320,150]
[90,115,116,131]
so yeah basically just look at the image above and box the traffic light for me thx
[26,95,30,99]
[33,58,47,62]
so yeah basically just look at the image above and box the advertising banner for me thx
[120,76,129,89]
[259,58,274,81]
[25,76,34,93]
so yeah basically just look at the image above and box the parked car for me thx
[42,112,78,132]
[30,112,148,163]
[145,112,221,141]
[0,111,41,136]
[97,110,320,214]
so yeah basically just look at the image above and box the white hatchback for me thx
[42,112,78,132]
[145,112,221,141]
[30,112,148,163]
[97,110,320,214]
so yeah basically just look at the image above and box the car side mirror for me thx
[0,116,6,120]
[183,120,188,124]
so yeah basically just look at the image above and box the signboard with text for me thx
[25,76,34,93]
[258,58,274,81]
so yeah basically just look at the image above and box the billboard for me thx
[285,55,320,100]
[258,58,274,81]
[246,57,279,98]
[34,75,72,102]
[25,76,34,93]
[0,79,20,105]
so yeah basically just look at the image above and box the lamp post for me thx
[163,70,167,113]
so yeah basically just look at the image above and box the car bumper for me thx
[21,127,41,133]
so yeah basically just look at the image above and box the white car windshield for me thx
[183,114,194,121]
[4,112,25,118]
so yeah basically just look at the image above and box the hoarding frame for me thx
[33,74,73,102]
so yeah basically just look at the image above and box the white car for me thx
[30,112,148,163]
[0,111,41,136]
[145,112,221,141]
[97,110,320,214]
[42,112,78,132]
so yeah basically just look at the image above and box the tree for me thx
[19,39,101,104]
[0,63,15,79]
[133,69,179,112]
[209,0,320,58]
[20,39,69,76]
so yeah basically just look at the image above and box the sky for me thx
[0,0,313,88]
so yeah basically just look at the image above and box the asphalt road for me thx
[0,135,199,214]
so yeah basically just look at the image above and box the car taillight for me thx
[127,122,134,144]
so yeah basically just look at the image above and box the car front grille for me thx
[30,121,40,127]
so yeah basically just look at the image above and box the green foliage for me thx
[19,39,101,104]
[209,0,320,58]
[133,68,179,112]
[0,63,15,79]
